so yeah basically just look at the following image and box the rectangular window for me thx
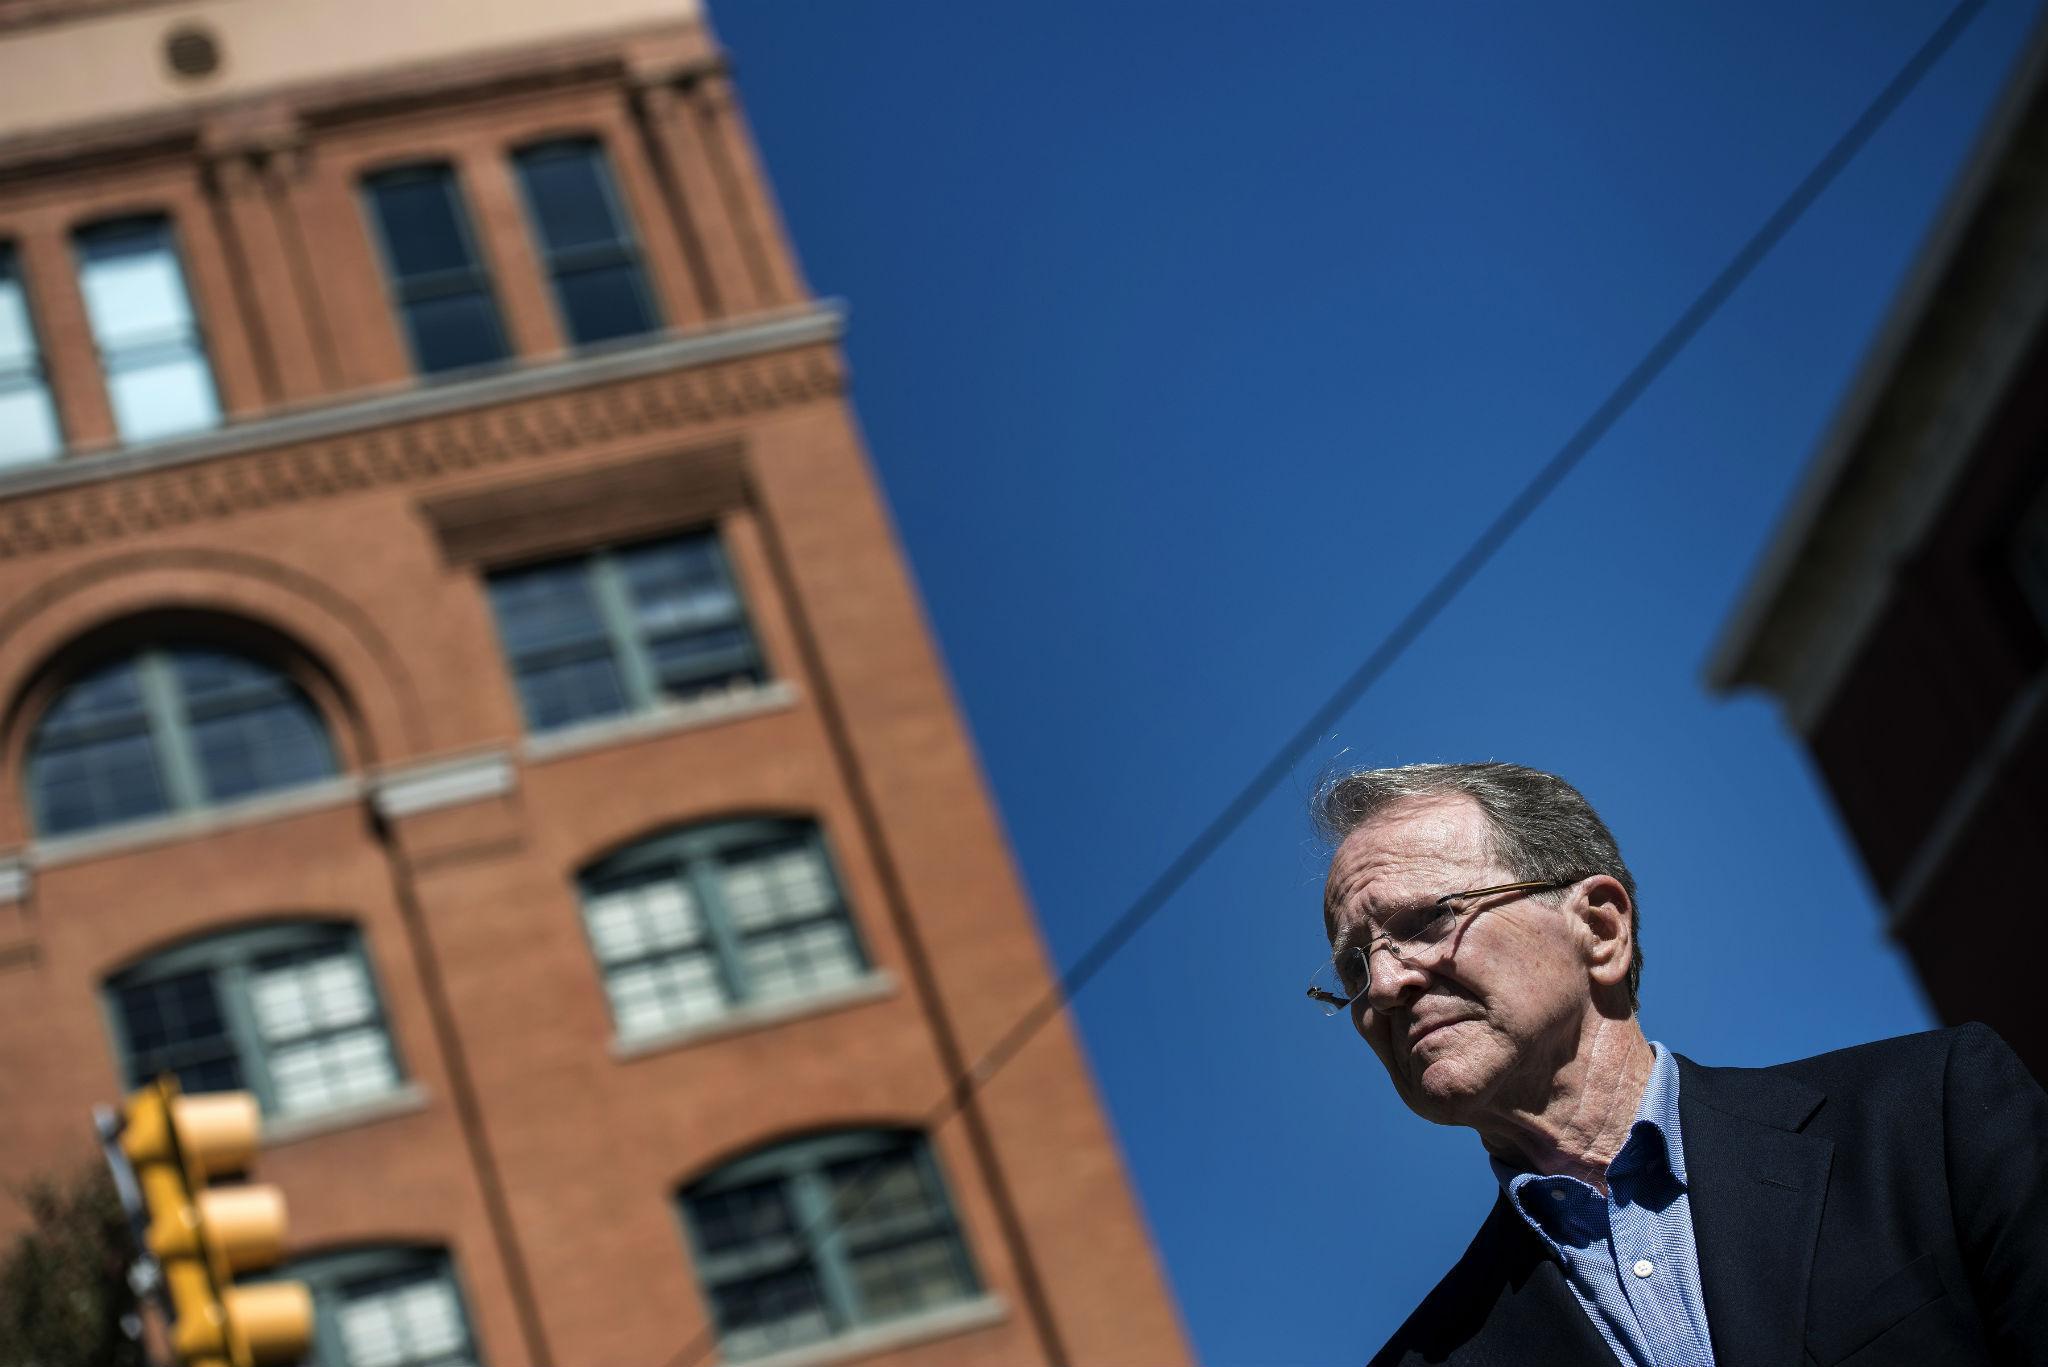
[364,166,510,376]
[0,243,64,466]
[74,218,221,445]
[486,530,763,733]
[513,140,660,347]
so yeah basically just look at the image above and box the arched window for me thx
[276,1246,481,1367]
[104,920,403,1120]
[578,818,869,1043]
[679,1130,979,1360]
[28,645,338,837]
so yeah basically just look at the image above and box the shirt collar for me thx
[1489,1042,1686,1232]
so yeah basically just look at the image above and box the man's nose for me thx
[1363,945,1429,1011]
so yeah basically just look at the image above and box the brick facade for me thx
[0,7,1191,1365]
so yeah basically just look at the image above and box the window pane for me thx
[75,220,219,444]
[619,535,759,700]
[721,845,838,931]
[693,1179,797,1257]
[171,649,336,804]
[366,174,475,280]
[186,695,335,802]
[709,1265,832,1360]
[250,950,376,1040]
[41,657,147,729]
[827,1151,943,1240]
[104,353,222,445]
[584,878,702,962]
[515,143,658,347]
[619,537,738,631]
[739,923,862,1003]
[77,223,197,346]
[267,1028,399,1116]
[113,969,244,1095]
[555,263,656,346]
[845,1236,974,1323]
[336,1269,476,1367]
[0,247,61,466]
[365,168,508,376]
[35,731,168,835]
[589,870,731,1037]
[517,655,629,731]
[722,844,862,1002]
[248,948,398,1116]
[404,292,506,375]
[0,385,64,467]
[488,559,631,730]
[0,248,37,363]
[517,147,618,253]
[31,658,166,836]
[489,562,609,654]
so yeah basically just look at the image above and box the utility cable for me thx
[663,4,1986,1362]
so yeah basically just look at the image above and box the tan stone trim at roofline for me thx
[0,17,718,179]
[0,0,186,37]
[0,324,845,564]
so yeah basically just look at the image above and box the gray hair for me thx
[1312,761,1641,1009]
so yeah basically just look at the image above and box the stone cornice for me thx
[0,307,846,562]
[370,750,517,821]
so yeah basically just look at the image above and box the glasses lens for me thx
[1409,905,1460,948]
[1306,950,1368,1016]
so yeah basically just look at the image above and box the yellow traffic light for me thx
[118,1080,314,1367]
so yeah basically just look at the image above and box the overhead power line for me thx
[663,4,1987,1362]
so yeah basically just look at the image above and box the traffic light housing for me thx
[118,1079,313,1367]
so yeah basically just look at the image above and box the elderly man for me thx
[1309,761,2047,1367]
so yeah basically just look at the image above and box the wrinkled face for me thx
[1323,795,1591,1128]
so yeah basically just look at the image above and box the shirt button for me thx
[1632,1259,1654,1278]
[1548,1188,1566,1201]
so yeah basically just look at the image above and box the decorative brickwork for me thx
[0,346,841,561]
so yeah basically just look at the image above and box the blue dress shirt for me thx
[1489,1043,1716,1367]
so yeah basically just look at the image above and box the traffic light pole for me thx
[95,1103,174,1367]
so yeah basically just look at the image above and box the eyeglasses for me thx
[1306,877,1585,1016]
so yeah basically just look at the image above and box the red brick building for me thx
[0,4,1191,1365]
[1709,12,2048,1078]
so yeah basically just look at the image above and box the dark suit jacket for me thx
[1368,1024,2048,1367]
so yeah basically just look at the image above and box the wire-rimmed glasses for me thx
[1306,877,1587,1016]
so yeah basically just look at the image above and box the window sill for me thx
[611,972,896,1062]
[261,1083,428,1148]
[721,1295,1008,1367]
[521,680,797,765]
[31,776,365,869]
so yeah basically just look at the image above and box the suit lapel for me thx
[1453,1196,1619,1367]
[1676,1056,1832,1367]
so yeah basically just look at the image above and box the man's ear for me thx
[1576,875,1634,990]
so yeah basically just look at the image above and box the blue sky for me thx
[714,3,2039,1361]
